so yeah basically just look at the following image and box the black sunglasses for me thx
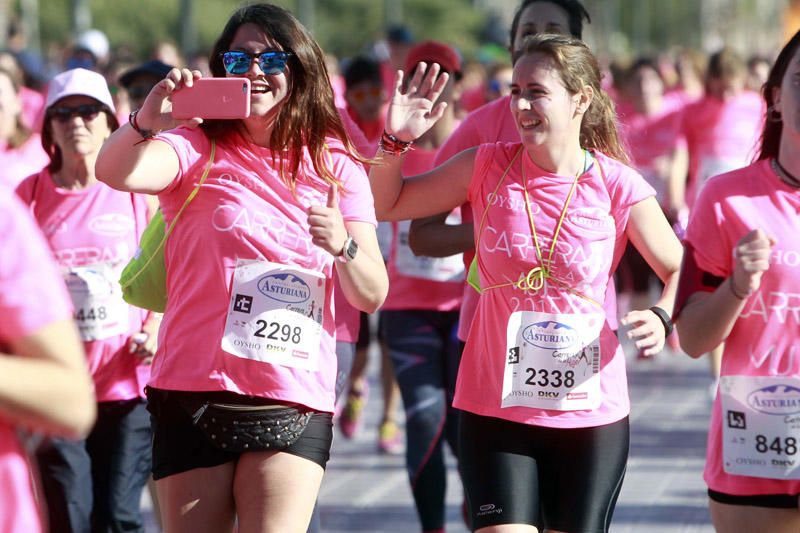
[48,104,107,123]
[221,50,292,75]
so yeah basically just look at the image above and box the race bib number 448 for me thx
[64,263,128,341]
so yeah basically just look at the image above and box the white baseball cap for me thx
[45,68,116,113]
[75,29,110,62]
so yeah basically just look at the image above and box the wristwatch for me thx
[649,306,674,337]
[337,235,358,263]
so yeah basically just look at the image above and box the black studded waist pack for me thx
[182,399,313,453]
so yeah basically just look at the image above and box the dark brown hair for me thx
[510,0,590,47]
[202,3,367,189]
[518,33,628,163]
[758,30,800,161]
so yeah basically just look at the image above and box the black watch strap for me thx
[649,306,674,337]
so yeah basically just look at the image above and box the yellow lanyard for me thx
[476,147,603,309]
[517,152,582,292]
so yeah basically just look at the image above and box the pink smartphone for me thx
[171,78,251,119]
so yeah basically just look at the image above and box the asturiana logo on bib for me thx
[257,273,311,304]
[747,385,800,415]
[522,321,578,350]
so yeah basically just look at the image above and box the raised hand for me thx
[731,229,776,297]
[385,62,450,143]
[136,67,205,134]
[308,184,348,257]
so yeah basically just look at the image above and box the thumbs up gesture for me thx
[308,184,348,256]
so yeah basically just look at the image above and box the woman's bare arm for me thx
[0,320,96,438]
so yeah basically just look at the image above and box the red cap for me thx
[405,40,461,75]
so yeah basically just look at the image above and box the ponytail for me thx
[581,88,628,163]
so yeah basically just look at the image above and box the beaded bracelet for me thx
[129,109,157,140]
[379,130,414,156]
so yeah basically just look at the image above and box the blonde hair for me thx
[518,33,629,163]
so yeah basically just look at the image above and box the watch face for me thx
[345,238,358,260]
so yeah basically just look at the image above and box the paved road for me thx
[143,344,718,532]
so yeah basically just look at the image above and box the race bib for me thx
[221,259,326,371]
[394,214,465,282]
[720,375,800,480]
[377,222,393,261]
[502,310,603,411]
[64,263,128,341]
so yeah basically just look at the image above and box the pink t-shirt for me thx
[458,85,487,115]
[681,91,765,206]
[665,87,703,110]
[618,99,686,207]
[683,160,800,496]
[454,143,655,428]
[150,127,377,412]
[0,189,73,533]
[436,96,519,159]
[16,171,150,401]
[435,96,519,341]
[382,147,463,311]
[435,96,621,339]
[333,107,375,343]
[331,74,348,110]
[0,135,49,190]
[19,86,45,133]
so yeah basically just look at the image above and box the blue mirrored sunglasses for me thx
[221,50,292,75]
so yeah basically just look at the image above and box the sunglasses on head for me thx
[221,50,292,75]
[48,103,107,123]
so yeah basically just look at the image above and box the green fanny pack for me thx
[119,140,216,312]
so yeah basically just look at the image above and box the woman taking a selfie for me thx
[96,3,387,532]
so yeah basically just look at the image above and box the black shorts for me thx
[147,388,333,480]
[460,412,629,532]
[708,489,800,509]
